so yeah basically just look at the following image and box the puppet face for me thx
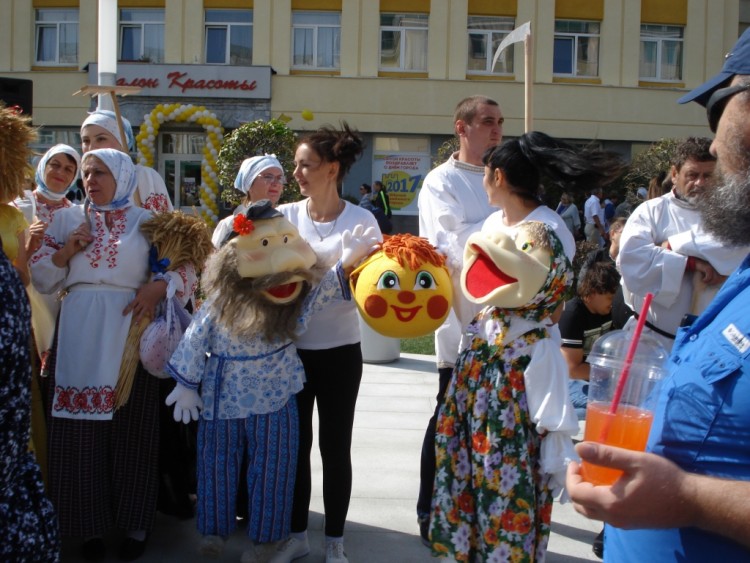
[233,215,317,304]
[461,224,551,308]
[352,250,452,338]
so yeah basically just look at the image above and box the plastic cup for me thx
[580,329,669,485]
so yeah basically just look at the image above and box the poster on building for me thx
[373,153,431,215]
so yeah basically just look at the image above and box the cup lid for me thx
[587,328,670,376]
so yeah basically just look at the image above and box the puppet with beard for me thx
[165,200,377,562]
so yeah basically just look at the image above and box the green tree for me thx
[216,118,301,209]
[623,138,680,193]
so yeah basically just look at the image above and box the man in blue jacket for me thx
[566,28,750,561]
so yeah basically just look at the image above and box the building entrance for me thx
[158,131,205,212]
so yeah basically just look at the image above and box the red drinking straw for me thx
[598,292,654,442]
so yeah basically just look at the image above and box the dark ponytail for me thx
[298,121,365,186]
[483,131,626,200]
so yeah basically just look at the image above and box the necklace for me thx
[306,198,344,241]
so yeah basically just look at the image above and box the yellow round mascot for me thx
[350,234,452,338]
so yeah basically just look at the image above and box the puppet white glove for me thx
[341,225,380,269]
[165,382,202,424]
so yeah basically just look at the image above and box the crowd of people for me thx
[3,28,750,563]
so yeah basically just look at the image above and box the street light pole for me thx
[97,0,117,111]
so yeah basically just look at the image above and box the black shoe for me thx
[118,536,148,561]
[592,529,604,559]
[80,537,106,562]
[417,514,430,548]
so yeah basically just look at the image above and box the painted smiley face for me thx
[351,238,453,338]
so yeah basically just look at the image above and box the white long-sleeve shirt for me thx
[618,190,749,347]
[417,153,496,367]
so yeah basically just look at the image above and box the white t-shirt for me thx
[278,199,381,350]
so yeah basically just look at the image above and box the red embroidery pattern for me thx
[35,193,71,225]
[143,193,170,212]
[84,210,128,269]
[54,384,116,414]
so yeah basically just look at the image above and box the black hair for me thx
[297,121,365,186]
[673,137,715,170]
[577,260,620,298]
[482,131,626,202]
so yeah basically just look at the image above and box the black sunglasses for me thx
[706,83,750,133]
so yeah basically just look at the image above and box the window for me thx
[640,25,683,81]
[380,13,428,72]
[119,9,164,63]
[35,9,78,65]
[292,11,340,69]
[205,9,252,65]
[467,16,515,75]
[553,20,600,77]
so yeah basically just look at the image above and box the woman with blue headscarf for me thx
[81,109,173,212]
[31,148,167,561]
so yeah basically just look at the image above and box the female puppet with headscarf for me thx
[429,222,579,563]
[30,148,168,561]
[80,109,173,212]
[211,154,286,248]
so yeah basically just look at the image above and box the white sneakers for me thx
[268,536,311,563]
[325,540,348,563]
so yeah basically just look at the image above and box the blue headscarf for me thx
[81,109,136,152]
[234,154,283,194]
[35,144,81,201]
[81,149,138,211]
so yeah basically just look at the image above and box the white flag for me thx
[491,21,531,70]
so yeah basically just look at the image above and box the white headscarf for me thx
[35,144,82,201]
[81,149,138,211]
[234,154,283,194]
[81,109,136,152]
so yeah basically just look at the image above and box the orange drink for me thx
[580,402,654,486]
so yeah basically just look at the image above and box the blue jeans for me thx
[568,379,589,421]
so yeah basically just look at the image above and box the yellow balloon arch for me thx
[136,103,224,226]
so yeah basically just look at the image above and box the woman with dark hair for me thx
[481,131,626,263]
[271,123,381,563]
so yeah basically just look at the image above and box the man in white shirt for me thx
[416,95,503,545]
[584,187,606,247]
[617,137,749,351]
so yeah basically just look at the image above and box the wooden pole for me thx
[109,90,130,151]
[524,34,533,133]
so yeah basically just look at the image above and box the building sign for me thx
[373,153,431,215]
[88,63,271,99]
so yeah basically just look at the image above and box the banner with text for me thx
[373,153,431,215]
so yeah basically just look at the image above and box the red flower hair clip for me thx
[233,214,255,236]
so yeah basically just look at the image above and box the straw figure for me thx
[114,211,213,409]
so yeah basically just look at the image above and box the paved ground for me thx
[61,353,602,562]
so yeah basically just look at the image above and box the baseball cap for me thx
[678,28,750,106]
[637,187,648,200]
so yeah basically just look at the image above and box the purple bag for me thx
[140,282,192,378]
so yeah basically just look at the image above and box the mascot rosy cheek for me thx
[349,234,453,338]
[429,221,579,563]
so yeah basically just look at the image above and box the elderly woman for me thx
[80,109,173,212]
[31,148,167,562]
[211,154,286,248]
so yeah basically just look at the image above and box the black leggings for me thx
[291,343,363,537]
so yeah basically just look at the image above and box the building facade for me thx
[0,0,745,222]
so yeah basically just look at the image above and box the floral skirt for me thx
[429,332,552,563]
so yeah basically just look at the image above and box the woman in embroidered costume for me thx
[30,148,171,561]
[80,109,173,212]
[0,102,61,562]
[271,123,381,563]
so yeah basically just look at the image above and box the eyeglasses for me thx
[258,174,287,185]
[706,83,750,133]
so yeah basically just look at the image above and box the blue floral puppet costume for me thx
[165,200,377,560]
[430,222,579,563]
